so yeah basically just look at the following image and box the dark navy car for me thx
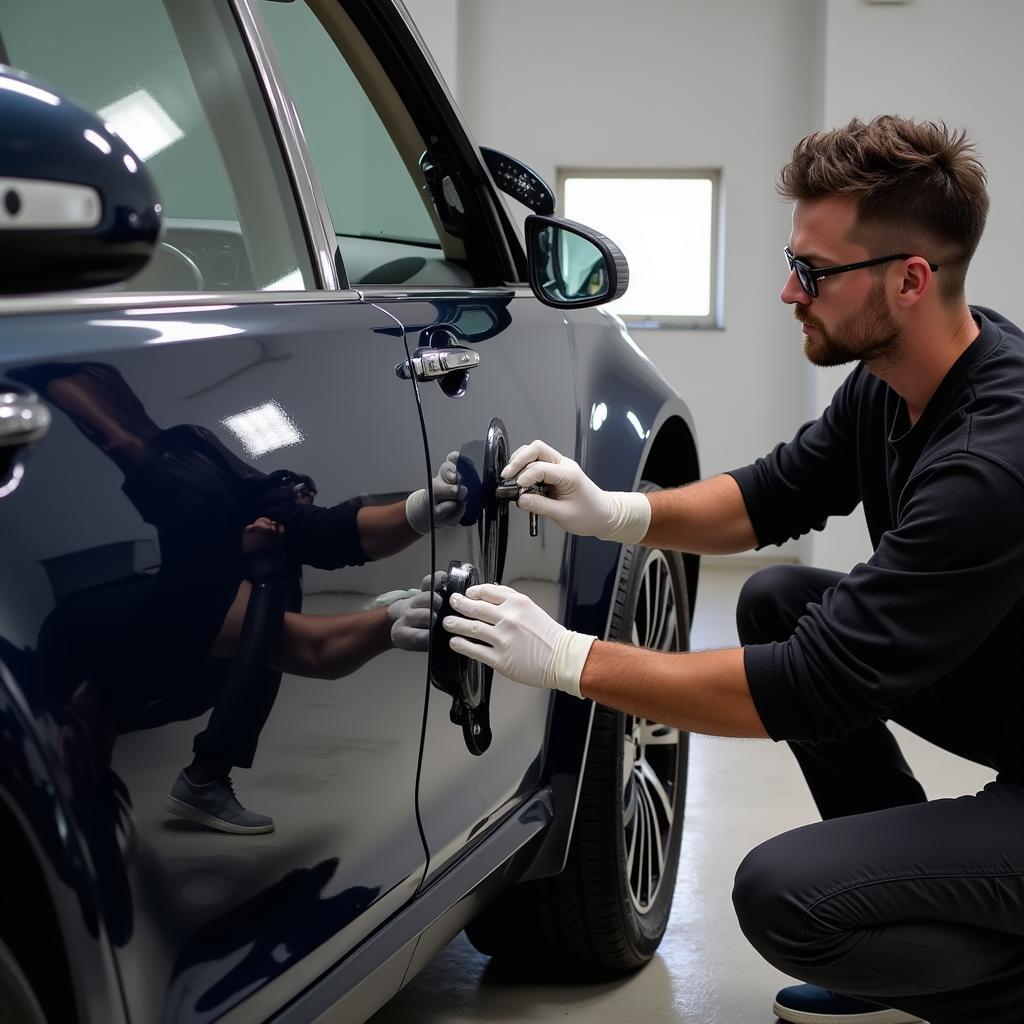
[0,1,700,1021]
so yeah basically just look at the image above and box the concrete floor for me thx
[370,562,996,1024]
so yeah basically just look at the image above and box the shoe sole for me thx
[164,796,274,835]
[772,1000,924,1024]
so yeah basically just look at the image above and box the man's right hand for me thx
[502,440,651,544]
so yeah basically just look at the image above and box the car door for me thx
[0,0,433,1019]
[254,0,581,881]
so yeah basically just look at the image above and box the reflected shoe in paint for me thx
[773,984,925,1024]
[164,771,274,834]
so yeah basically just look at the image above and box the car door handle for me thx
[0,391,51,447]
[394,345,480,382]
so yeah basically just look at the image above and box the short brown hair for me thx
[778,115,989,301]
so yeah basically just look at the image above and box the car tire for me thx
[0,937,46,1024]
[465,483,690,974]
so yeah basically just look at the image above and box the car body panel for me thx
[268,789,551,1024]
[0,299,436,1021]
[0,677,128,1024]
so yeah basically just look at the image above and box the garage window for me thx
[559,169,722,329]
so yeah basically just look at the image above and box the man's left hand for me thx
[443,583,595,698]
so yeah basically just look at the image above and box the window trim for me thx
[557,167,723,330]
[231,0,344,289]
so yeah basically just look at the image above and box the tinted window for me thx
[1,0,316,292]
[261,1,439,246]
[259,1,475,288]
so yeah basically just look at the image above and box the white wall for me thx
[402,0,459,98]
[404,0,1024,571]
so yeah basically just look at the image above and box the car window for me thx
[0,0,317,293]
[258,0,476,289]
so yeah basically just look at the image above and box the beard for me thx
[797,279,902,369]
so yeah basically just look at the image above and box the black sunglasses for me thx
[784,246,939,298]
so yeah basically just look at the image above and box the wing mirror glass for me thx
[526,214,629,310]
[0,66,162,295]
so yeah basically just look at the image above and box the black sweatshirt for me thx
[729,307,1024,778]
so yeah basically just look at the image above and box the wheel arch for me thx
[635,408,701,619]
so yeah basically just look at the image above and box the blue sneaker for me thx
[164,771,274,834]
[773,984,924,1023]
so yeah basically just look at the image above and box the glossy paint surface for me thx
[0,299,435,1020]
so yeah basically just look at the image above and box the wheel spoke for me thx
[657,606,677,651]
[634,782,647,902]
[643,781,657,906]
[638,782,647,905]
[660,567,676,647]
[640,568,651,647]
[636,554,676,652]
[641,565,653,648]
[638,759,675,825]
[626,788,638,876]
[650,564,663,648]
[622,734,634,797]
[633,781,646,906]
[645,790,658,905]
[630,806,639,897]
[637,772,664,895]
[647,565,655,643]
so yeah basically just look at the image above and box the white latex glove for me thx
[443,583,595,698]
[387,572,445,651]
[406,450,467,535]
[502,440,651,544]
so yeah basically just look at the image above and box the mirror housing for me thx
[481,148,555,215]
[0,65,162,294]
[526,214,629,310]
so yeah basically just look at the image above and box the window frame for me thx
[557,167,723,330]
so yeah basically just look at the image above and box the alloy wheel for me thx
[623,550,682,913]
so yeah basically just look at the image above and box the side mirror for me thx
[525,214,629,310]
[0,66,162,294]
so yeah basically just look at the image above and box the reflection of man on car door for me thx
[11,361,464,833]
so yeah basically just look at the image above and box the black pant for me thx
[731,565,1024,1024]
[193,578,288,770]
